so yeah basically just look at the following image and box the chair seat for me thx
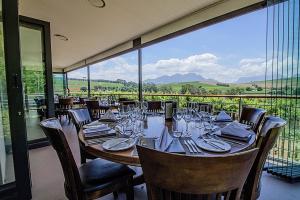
[79,158,135,192]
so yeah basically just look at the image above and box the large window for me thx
[142,8,267,97]
[89,51,138,100]
[67,67,88,96]
[53,73,65,96]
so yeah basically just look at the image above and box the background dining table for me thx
[79,115,256,166]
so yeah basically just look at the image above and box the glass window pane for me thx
[0,0,15,185]
[67,67,88,97]
[89,51,138,100]
[53,73,65,96]
[142,8,267,104]
[20,24,46,141]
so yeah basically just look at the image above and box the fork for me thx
[187,139,202,153]
[184,140,194,153]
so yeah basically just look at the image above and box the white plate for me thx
[196,138,231,153]
[102,138,136,151]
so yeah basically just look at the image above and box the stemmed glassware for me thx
[183,108,192,137]
[172,108,183,137]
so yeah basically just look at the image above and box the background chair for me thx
[239,106,266,133]
[56,98,73,121]
[85,100,108,120]
[242,116,286,200]
[40,118,135,200]
[137,145,258,200]
[147,101,163,113]
[69,108,95,164]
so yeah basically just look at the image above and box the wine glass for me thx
[172,108,182,137]
[183,109,192,137]
[161,101,165,112]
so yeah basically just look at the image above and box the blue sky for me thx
[71,7,269,83]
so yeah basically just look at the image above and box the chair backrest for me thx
[243,116,286,200]
[119,97,129,102]
[239,106,266,133]
[69,108,92,133]
[58,98,73,109]
[40,118,82,200]
[85,100,102,119]
[85,100,100,109]
[198,103,213,113]
[147,101,162,112]
[137,146,258,200]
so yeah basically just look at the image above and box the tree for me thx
[80,86,87,92]
[257,87,263,91]
[246,87,252,91]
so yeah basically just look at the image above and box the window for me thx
[142,8,267,96]
[89,51,138,100]
[53,73,65,96]
[67,67,88,96]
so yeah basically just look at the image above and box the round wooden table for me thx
[79,116,256,167]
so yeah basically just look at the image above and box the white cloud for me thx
[69,53,268,83]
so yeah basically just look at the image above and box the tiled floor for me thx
[29,119,300,200]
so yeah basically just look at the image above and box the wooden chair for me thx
[40,118,135,200]
[69,108,96,164]
[147,101,163,113]
[239,106,266,133]
[85,100,109,120]
[137,145,258,200]
[198,103,213,113]
[56,98,73,121]
[242,116,286,200]
[120,101,137,112]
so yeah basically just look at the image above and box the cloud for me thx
[69,53,268,83]
[143,53,266,83]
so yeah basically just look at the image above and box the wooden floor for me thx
[29,118,300,200]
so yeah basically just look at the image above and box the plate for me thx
[102,138,136,151]
[196,138,231,153]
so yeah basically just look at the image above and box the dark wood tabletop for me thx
[79,116,256,166]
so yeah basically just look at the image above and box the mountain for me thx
[144,73,217,84]
[235,75,266,83]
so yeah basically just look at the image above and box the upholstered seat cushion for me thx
[79,158,135,192]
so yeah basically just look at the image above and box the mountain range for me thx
[144,73,217,84]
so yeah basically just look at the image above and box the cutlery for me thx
[186,140,197,153]
[211,134,245,146]
[108,138,130,149]
[184,140,194,153]
[202,138,226,150]
[187,139,202,153]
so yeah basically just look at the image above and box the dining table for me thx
[78,115,256,167]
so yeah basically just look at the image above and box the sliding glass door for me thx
[20,23,47,142]
[0,0,15,187]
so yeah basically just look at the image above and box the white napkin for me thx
[83,124,110,134]
[221,122,252,138]
[156,127,173,151]
[101,110,117,121]
[215,111,232,122]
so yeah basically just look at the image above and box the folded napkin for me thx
[83,124,110,135]
[221,122,252,142]
[101,110,117,121]
[166,138,185,154]
[156,127,173,151]
[215,111,232,122]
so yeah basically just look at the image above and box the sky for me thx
[69,7,268,83]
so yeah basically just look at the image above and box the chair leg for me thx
[113,191,118,199]
[126,177,134,200]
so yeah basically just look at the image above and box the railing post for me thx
[238,96,242,118]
